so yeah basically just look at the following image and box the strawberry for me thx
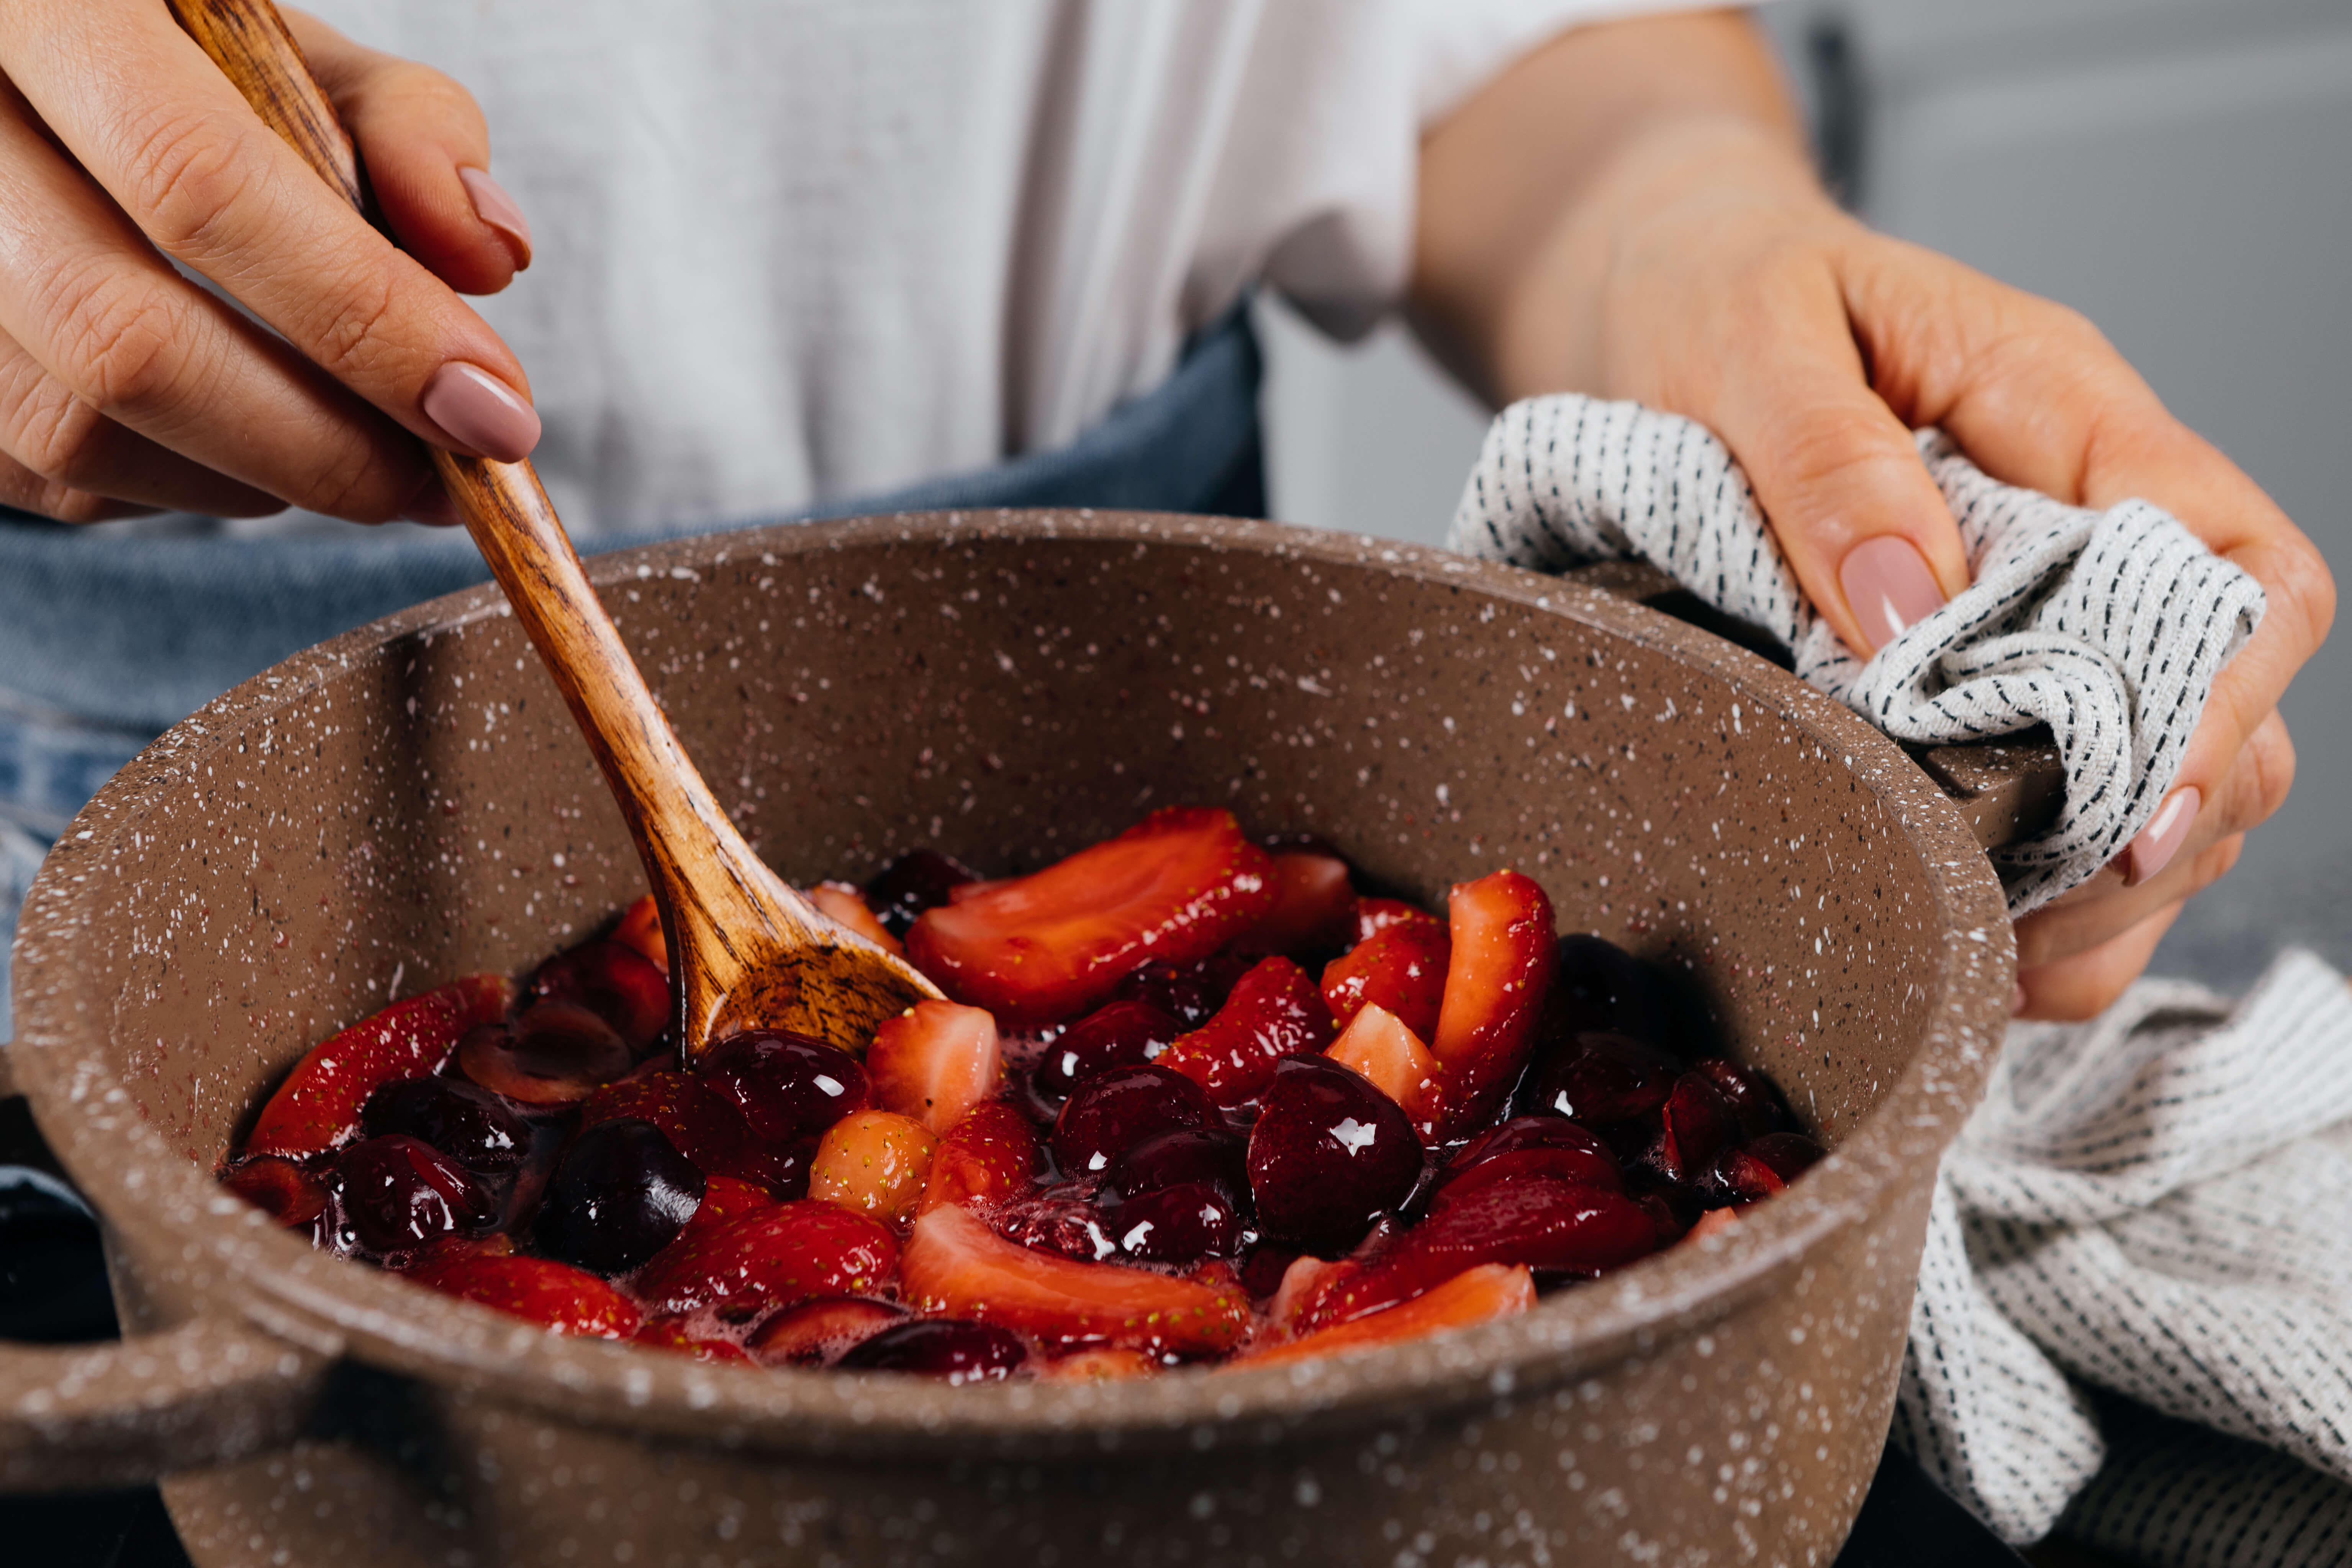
[1297,1176,1654,1331]
[1351,898,1446,945]
[1236,850,1355,954]
[1244,1263,1531,1368]
[805,882,905,957]
[743,1296,905,1366]
[531,939,671,1052]
[245,975,511,1159]
[580,1068,748,1173]
[904,808,1276,1029]
[920,1101,1037,1215]
[633,1315,752,1362]
[219,1155,329,1229]
[631,1200,898,1320]
[1425,871,1556,1140]
[690,1174,781,1230]
[1322,1003,1440,1128]
[406,1253,644,1339]
[1321,920,1450,1042]
[809,1111,938,1227]
[1158,956,1335,1106]
[900,1203,1248,1356]
[1711,1132,1823,1202]
[610,894,668,974]
[866,1000,1002,1135]
[1035,1347,1161,1382]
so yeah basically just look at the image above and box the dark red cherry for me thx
[1030,1000,1182,1103]
[331,1134,486,1254]
[1693,1058,1788,1142]
[1238,1244,1301,1301]
[994,1188,1120,1261]
[835,1319,1027,1383]
[745,1296,906,1366]
[862,849,979,937]
[1105,1127,1249,1209]
[1546,935,1675,1049]
[361,1076,531,1173]
[1429,1117,1620,1207]
[1049,1063,1216,1177]
[714,1140,816,1203]
[1245,1055,1419,1254]
[700,1030,869,1145]
[1112,952,1255,1031]
[457,1002,635,1106]
[530,940,671,1052]
[1517,1029,1682,1126]
[1645,1072,1741,1184]
[1110,1181,1240,1264]
[532,1117,704,1275]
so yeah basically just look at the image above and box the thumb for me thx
[1703,327,1969,658]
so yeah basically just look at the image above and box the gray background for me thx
[1256,0,2352,991]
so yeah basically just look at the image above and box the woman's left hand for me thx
[1412,11,2333,1019]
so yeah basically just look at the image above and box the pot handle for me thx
[0,1309,329,1493]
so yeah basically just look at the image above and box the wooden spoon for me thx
[169,0,941,1055]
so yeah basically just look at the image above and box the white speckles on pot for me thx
[10,510,2013,1565]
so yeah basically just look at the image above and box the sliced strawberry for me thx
[1321,919,1450,1044]
[1323,1003,1440,1128]
[580,1068,747,1174]
[1351,898,1446,945]
[611,895,668,975]
[1035,1347,1162,1382]
[904,808,1276,1029]
[1268,1253,1351,1331]
[633,1315,752,1362]
[1712,1132,1824,1201]
[1425,871,1556,1140]
[1158,956,1335,1106]
[531,939,671,1052]
[1236,851,1355,954]
[743,1296,905,1367]
[219,1155,329,1229]
[806,882,905,958]
[867,1000,1002,1135]
[631,1200,898,1320]
[245,975,511,1159]
[1686,1207,1743,1243]
[920,1101,1037,1216]
[690,1174,780,1230]
[1298,1176,1653,1331]
[901,1204,1247,1356]
[406,1253,643,1339]
[1245,1263,1533,1368]
[809,1111,938,1227]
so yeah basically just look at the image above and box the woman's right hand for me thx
[0,2,536,525]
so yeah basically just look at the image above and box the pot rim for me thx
[11,509,2013,1455]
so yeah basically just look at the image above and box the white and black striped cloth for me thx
[1897,951,2352,1555]
[1446,395,2266,914]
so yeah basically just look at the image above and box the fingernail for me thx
[399,479,462,527]
[421,362,541,463]
[458,167,532,266]
[2125,786,2200,886]
[2009,982,2029,1016]
[1838,536,1947,654]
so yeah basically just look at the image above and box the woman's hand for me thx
[1412,10,2333,1019]
[0,1,536,525]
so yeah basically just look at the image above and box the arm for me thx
[1410,9,2332,1019]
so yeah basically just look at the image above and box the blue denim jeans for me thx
[0,306,1263,1038]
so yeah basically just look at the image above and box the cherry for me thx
[701,1030,870,1145]
[1246,1055,1419,1254]
[1030,1000,1181,1103]
[1712,1131,1825,1201]
[457,1002,635,1106]
[332,1135,486,1254]
[1238,1244,1301,1301]
[361,1076,531,1173]
[1644,1071,1741,1184]
[1111,1181,1240,1264]
[533,1118,705,1275]
[994,1187,1121,1261]
[1105,1127,1249,1209]
[1428,1117,1620,1208]
[1048,1064,1216,1177]
[1111,952,1254,1031]
[863,848,979,937]
[745,1296,906,1366]
[531,940,671,1052]
[1692,1057,1788,1142]
[1516,1029,1681,1126]
[834,1318,1027,1383]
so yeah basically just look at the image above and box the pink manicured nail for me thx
[2125,786,2200,886]
[458,167,532,265]
[1838,536,1946,654]
[421,362,541,463]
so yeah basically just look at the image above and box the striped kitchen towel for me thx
[1447,395,2266,915]
[1895,949,2352,1553]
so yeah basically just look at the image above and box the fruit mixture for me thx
[219,808,1820,1381]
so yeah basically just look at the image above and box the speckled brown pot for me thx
[5,511,2013,1566]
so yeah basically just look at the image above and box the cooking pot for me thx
[3,510,2012,1565]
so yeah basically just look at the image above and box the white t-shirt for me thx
[272,0,1674,537]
